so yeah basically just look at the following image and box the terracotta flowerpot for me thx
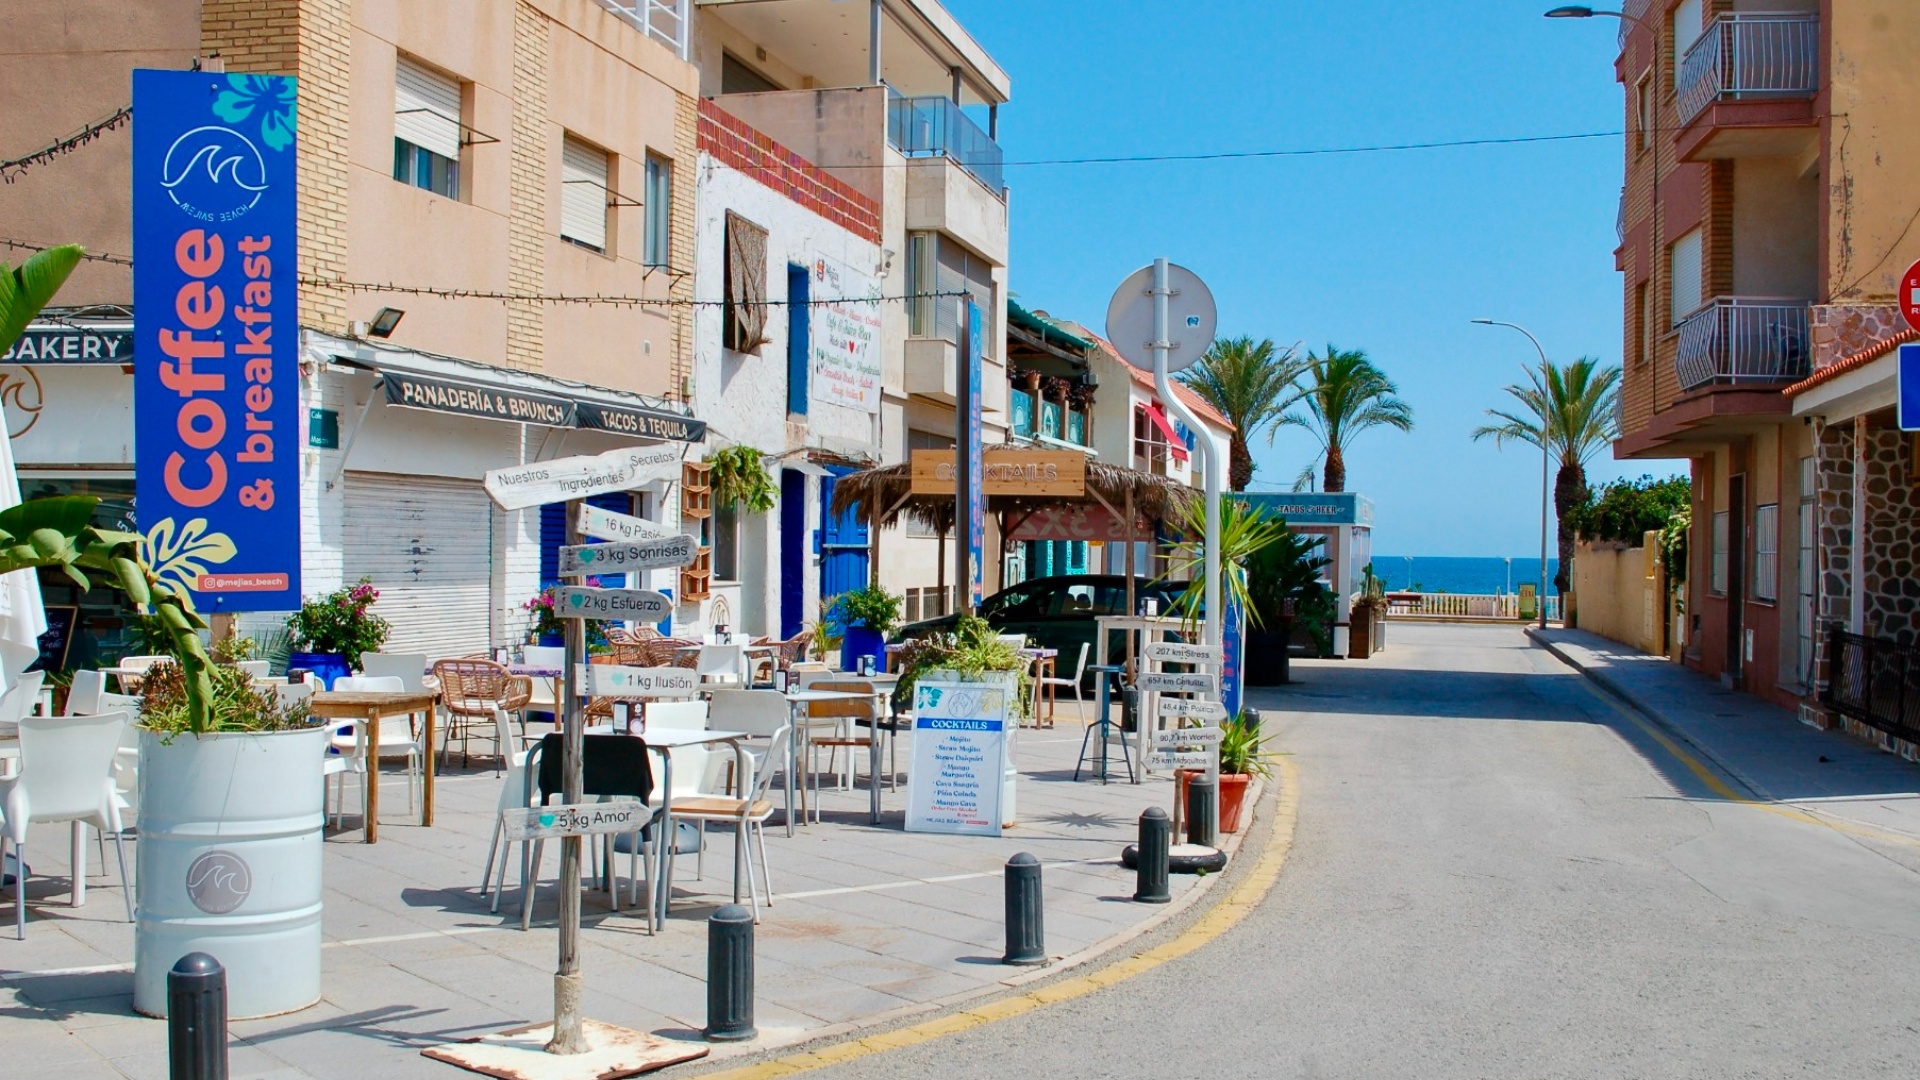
[1219,773,1253,833]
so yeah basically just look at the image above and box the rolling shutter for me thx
[560,137,609,251]
[344,473,493,660]
[1669,227,1703,325]
[395,58,461,159]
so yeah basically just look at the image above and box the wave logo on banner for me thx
[133,70,301,612]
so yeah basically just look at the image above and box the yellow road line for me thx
[695,755,1303,1080]
[1573,677,1920,850]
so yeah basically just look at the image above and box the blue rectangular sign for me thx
[133,70,302,611]
[965,300,984,607]
[1900,344,1920,432]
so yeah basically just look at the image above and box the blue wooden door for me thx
[779,468,807,639]
[819,466,869,600]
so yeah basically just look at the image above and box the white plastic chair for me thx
[236,660,270,681]
[358,652,430,692]
[482,704,537,911]
[0,710,134,938]
[324,675,423,830]
[1037,642,1092,723]
[0,671,46,731]
[791,662,834,688]
[111,655,171,694]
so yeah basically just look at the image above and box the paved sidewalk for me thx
[1530,626,1920,814]
[0,715,1250,1079]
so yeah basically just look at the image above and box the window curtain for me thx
[724,211,769,352]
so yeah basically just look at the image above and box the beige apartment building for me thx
[1607,1,1920,739]
[1,0,1013,658]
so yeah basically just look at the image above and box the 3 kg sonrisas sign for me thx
[132,70,301,611]
[384,371,576,427]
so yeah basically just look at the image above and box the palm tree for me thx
[1278,345,1414,494]
[1472,357,1621,597]
[1178,336,1303,491]
[1,244,84,354]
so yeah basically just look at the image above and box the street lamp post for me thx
[1473,319,1553,630]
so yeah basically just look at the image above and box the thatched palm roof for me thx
[829,446,1196,535]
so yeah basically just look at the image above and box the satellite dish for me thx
[1104,262,1217,374]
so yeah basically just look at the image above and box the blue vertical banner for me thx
[965,300,984,607]
[1221,595,1244,719]
[133,70,302,611]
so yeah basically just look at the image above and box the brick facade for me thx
[506,1,550,372]
[696,99,883,244]
[668,93,699,401]
[201,0,351,332]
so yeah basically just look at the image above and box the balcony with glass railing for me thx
[595,0,690,58]
[887,88,1005,193]
[1674,297,1811,393]
[1676,13,1819,127]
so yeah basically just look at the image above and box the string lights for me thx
[0,106,132,184]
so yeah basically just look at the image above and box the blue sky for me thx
[945,0,1688,556]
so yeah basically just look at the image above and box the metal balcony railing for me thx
[1673,297,1810,392]
[886,89,1005,193]
[1615,186,1627,244]
[1619,0,1651,49]
[1676,13,1819,126]
[595,0,690,59]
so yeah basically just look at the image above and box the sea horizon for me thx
[1370,555,1563,596]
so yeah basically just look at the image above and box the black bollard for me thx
[1134,807,1172,903]
[168,952,227,1080]
[1186,776,1218,849]
[704,905,757,1042]
[1002,852,1046,965]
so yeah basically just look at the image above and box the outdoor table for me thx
[308,690,438,843]
[507,662,562,722]
[625,726,751,928]
[782,688,884,831]
[1020,648,1059,725]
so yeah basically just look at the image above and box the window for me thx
[1710,510,1729,595]
[904,586,950,624]
[905,231,935,337]
[713,502,739,582]
[1636,279,1653,366]
[1673,0,1704,68]
[394,57,461,199]
[721,52,781,95]
[1635,72,1654,152]
[934,237,996,359]
[723,212,768,352]
[787,263,809,416]
[643,154,672,267]
[1752,503,1779,602]
[560,136,610,252]
[1669,227,1703,326]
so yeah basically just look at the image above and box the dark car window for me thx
[1047,583,1128,616]
[981,583,1046,620]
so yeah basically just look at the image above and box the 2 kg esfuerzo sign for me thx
[555,586,672,622]
[500,800,651,842]
[1138,671,1219,694]
[1145,641,1223,665]
[577,664,699,698]
[557,534,698,575]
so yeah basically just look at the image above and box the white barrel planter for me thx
[133,724,327,1019]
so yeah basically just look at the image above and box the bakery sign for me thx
[909,448,1086,497]
[2,326,135,365]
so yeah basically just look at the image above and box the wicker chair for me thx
[641,636,700,668]
[432,659,532,770]
[748,629,813,684]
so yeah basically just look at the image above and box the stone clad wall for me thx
[1859,423,1920,644]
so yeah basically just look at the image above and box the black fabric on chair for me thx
[531,733,654,806]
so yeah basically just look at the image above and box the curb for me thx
[1526,627,1769,800]
[686,760,1301,1078]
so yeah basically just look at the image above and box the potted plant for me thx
[1216,712,1272,832]
[1244,519,1331,685]
[285,578,389,687]
[834,583,900,673]
[890,614,1028,824]
[1349,564,1387,660]
[0,495,329,1018]
[707,445,777,515]
[525,585,566,648]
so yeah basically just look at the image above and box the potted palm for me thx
[1348,564,1388,660]
[1216,712,1272,833]
[285,579,389,687]
[1244,520,1331,685]
[834,583,900,673]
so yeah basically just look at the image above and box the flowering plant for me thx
[286,578,391,659]
[526,586,567,640]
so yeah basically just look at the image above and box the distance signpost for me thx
[554,586,673,622]
[556,535,698,575]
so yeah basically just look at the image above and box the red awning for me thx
[1141,402,1189,461]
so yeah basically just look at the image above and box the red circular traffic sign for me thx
[1903,259,1920,334]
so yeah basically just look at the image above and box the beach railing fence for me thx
[1383,592,1561,622]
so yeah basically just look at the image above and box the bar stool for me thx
[1073,664,1135,784]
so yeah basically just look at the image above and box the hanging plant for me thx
[707,445,777,513]
[1068,377,1098,407]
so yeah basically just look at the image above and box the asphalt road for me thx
[800,624,1920,1079]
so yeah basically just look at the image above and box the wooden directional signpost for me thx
[1159,697,1229,724]
[557,535,698,575]
[1144,640,1223,666]
[1147,725,1222,771]
[1137,670,1219,695]
[577,664,699,699]
[555,586,673,622]
[453,450,714,1074]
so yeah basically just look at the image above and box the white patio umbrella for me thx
[0,422,48,687]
